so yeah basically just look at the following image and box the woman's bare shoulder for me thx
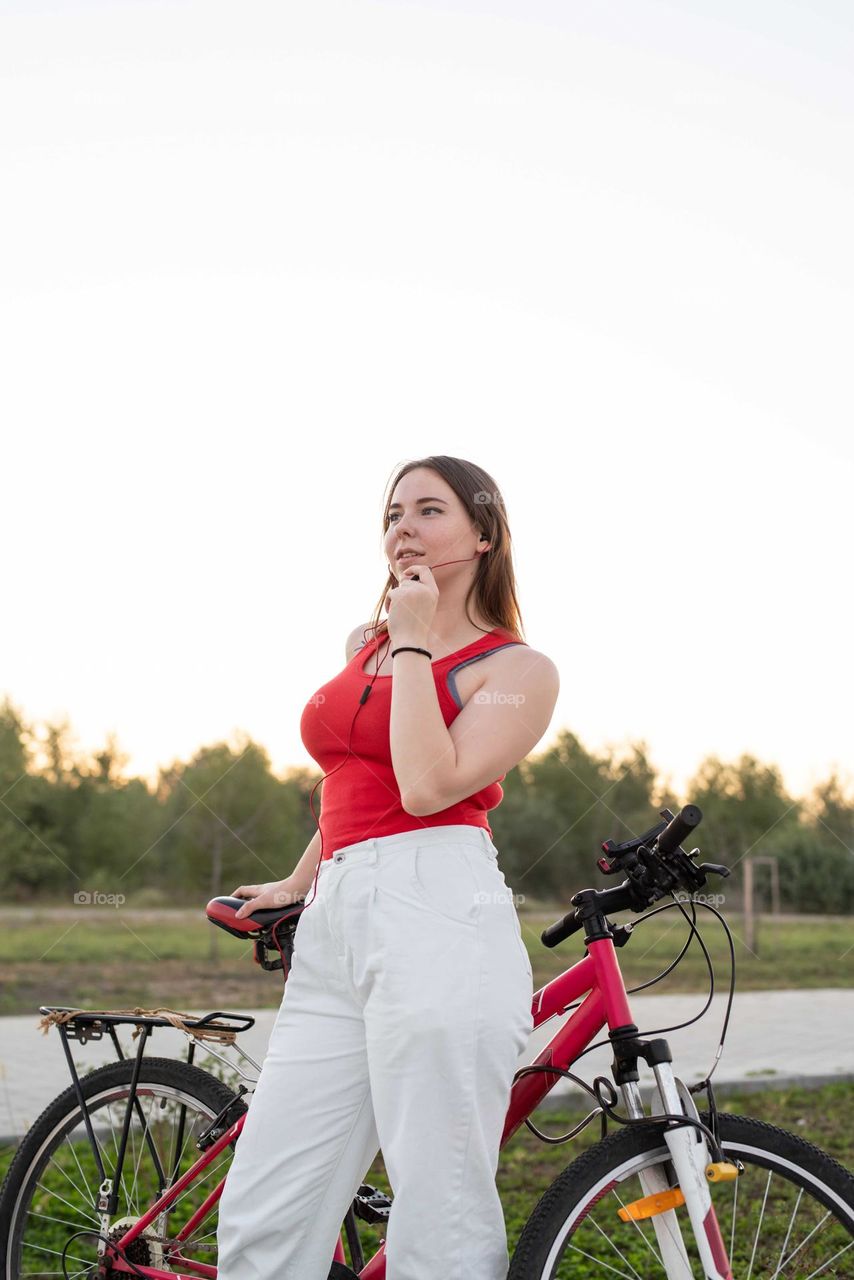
[487,641,559,693]
[344,623,376,661]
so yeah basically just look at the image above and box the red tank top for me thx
[300,626,526,860]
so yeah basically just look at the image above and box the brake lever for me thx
[698,861,730,879]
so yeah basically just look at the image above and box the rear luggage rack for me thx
[38,1006,255,1045]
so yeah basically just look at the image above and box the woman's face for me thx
[383,468,486,578]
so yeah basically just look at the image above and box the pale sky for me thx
[1,0,851,803]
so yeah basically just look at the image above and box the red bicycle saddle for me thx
[206,895,307,940]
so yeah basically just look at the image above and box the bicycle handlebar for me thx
[541,804,719,948]
[657,804,702,855]
[541,883,634,947]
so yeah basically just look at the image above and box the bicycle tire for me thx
[508,1111,854,1279]
[0,1055,247,1280]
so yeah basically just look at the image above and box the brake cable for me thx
[520,894,737,1153]
[512,1063,610,1145]
[565,895,736,1070]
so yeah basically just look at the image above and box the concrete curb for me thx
[2,989,852,1146]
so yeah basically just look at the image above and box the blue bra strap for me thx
[445,642,525,710]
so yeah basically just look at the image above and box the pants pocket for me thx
[477,857,532,980]
[409,843,482,927]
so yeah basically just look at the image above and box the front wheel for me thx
[508,1111,854,1279]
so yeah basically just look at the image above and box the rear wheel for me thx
[0,1056,247,1280]
[508,1111,854,1278]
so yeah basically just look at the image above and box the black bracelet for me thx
[391,646,433,660]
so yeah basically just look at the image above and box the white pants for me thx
[216,823,534,1280]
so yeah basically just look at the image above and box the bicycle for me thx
[2,804,853,1279]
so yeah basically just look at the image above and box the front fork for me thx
[615,1037,733,1280]
[652,1062,733,1280]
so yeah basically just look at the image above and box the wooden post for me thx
[743,855,782,955]
[743,857,755,955]
[209,830,223,962]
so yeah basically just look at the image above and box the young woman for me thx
[217,455,560,1280]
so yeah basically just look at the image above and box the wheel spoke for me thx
[19,1264,92,1274]
[172,1102,207,1179]
[24,1209,100,1232]
[166,1092,193,1186]
[769,1185,803,1280]
[61,1131,100,1213]
[515,1117,854,1280]
[776,1210,832,1274]
[801,1238,854,1280]
[33,1179,99,1227]
[128,1090,158,1209]
[43,1149,96,1214]
[6,1067,250,1280]
[611,1188,665,1271]
[22,1239,95,1267]
[746,1169,772,1280]
[651,1208,694,1280]
[104,1098,137,1212]
[126,1093,140,1203]
[565,1240,641,1280]
[587,1217,646,1280]
[168,1155,230,1214]
[186,1227,219,1244]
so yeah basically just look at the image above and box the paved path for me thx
[2,989,852,1143]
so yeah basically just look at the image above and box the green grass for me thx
[495,1079,854,1271]
[376,1080,854,1261]
[1,1065,850,1275]
[520,908,854,994]
[2,896,851,1274]
[1,907,851,1017]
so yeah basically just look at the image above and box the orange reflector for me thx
[706,1161,740,1182]
[617,1187,686,1221]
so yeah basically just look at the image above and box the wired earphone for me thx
[301,538,491,907]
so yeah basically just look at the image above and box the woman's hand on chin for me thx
[385,560,437,647]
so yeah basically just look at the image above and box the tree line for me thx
[1,697,851,912]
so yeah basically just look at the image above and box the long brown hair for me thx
[364,456,526,644]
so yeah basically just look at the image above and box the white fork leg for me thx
[652,1063,733,1280]
[621,1081,695,1279]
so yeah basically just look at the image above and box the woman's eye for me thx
[388,507,441,523]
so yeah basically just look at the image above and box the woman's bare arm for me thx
[232,828,322,917]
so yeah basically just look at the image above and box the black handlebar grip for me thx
[541,908,584,948]
[657,803,703,855]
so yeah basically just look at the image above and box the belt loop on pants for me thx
[480,826,497,858]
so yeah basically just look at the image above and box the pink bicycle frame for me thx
[108,936,730,1279]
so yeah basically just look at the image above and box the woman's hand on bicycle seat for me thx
[232,878,303,919]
